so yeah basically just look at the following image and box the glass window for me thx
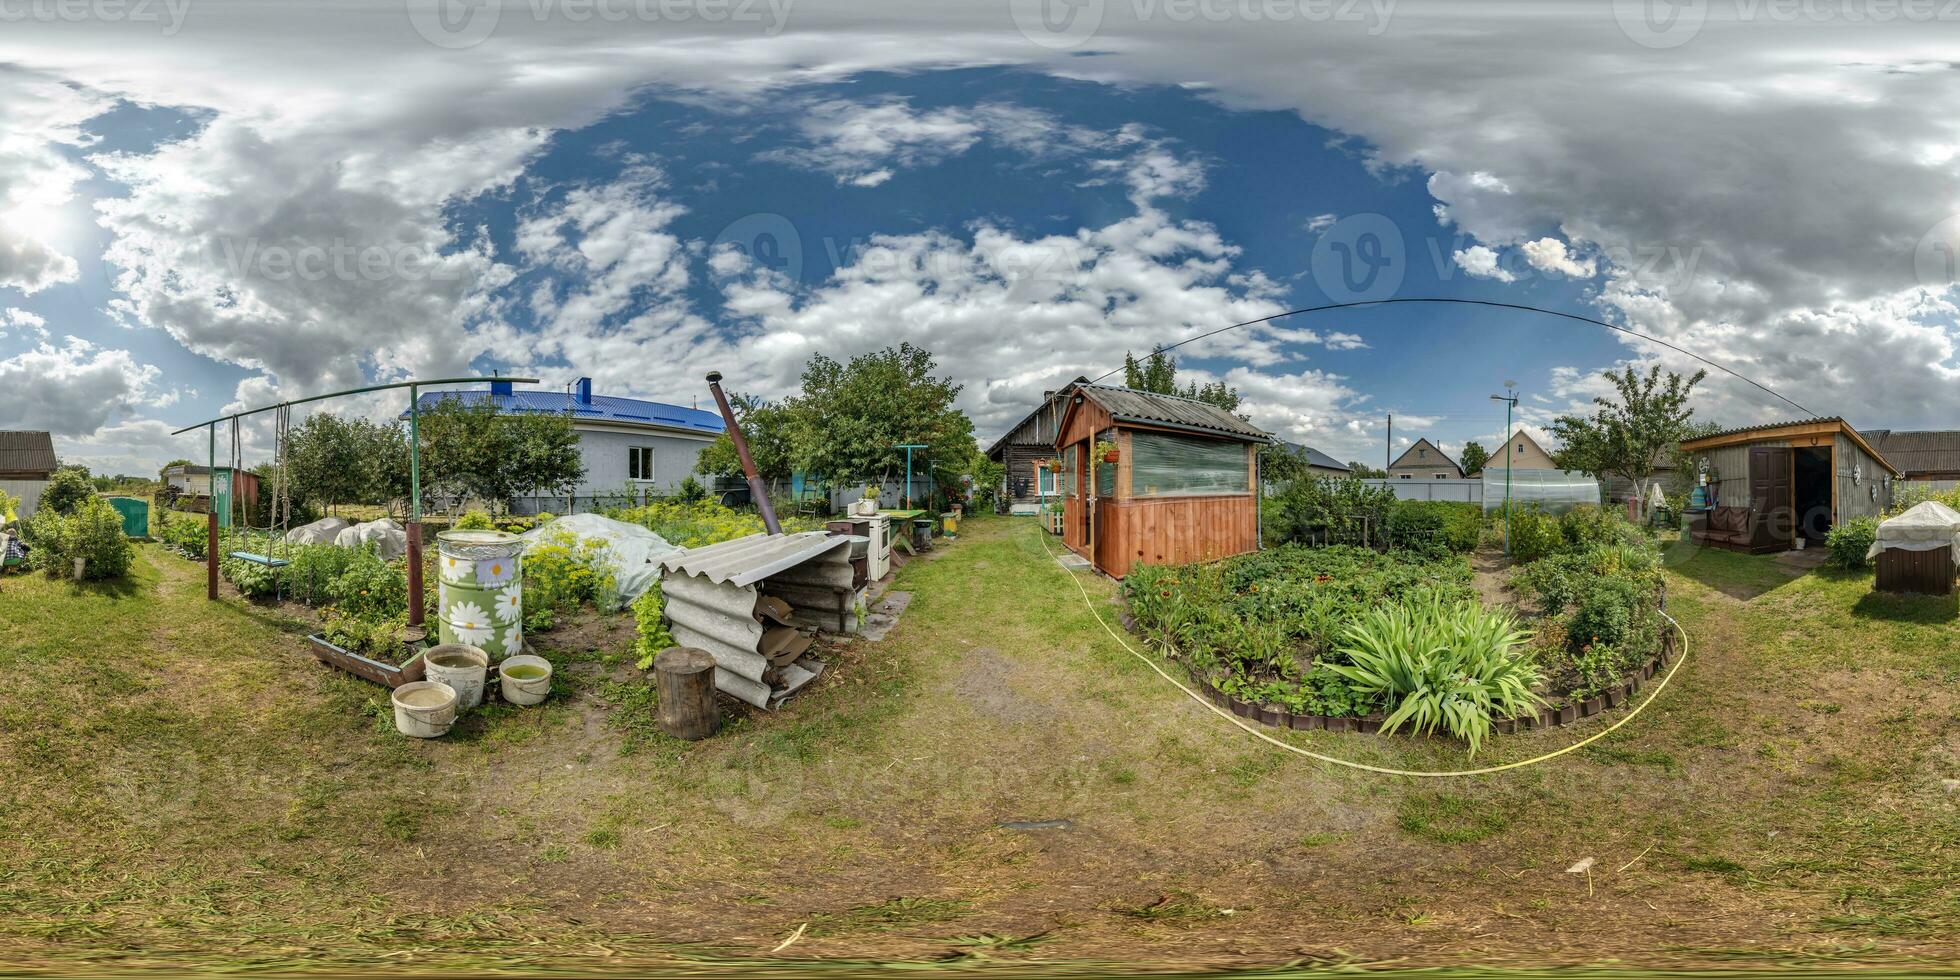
[1128,431,1250,497]
[1036,463,1057,495]
[1062,444,1077,497]
[628,446,654,481]
[1095,429,1116,497]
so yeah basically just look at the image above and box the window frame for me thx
[627,446,656,482]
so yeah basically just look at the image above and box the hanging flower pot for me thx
[1094,439,1120,464]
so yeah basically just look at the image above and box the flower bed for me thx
[1123,505,1670,753]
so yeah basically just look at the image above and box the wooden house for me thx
[1053,384,1271,577]
[1680,417,1899,549]
[985,376,1087,513]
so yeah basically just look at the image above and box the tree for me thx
[1260,443,1313,486]
[694,393,794,484]
[1348,461,1386,479]
[417,399,584,513]
[1550,365,1708,515]
[38,467,94,515]
[1122,347,1242,413]
[783,343,974,502]
[285,414,363,514]
[1459,441,1490,477]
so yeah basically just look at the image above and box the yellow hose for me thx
[1036,525,1688,777]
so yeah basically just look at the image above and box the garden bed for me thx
[1123,503,1671,753]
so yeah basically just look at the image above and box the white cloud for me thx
[0,336,158,436]
[1453,245,1515,282]
[1520,237,1596,278]
[0,72,103,295]
[1,308,50,341]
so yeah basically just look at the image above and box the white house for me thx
[411,378,725,515]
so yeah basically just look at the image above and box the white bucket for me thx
[424,643,489,710]
[499,654,553,706]
[392,681,458,738]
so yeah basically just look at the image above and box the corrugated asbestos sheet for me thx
[658,531,857,709]
[1077,384,1270,440]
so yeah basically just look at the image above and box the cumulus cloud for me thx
[1520,237,1596,278]
[0,337,158,436]
[1453,245,1515,282]
[0,72,102,295]
[1,308,50,341]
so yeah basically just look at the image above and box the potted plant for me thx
[1095,439,1119,464]
[857,484,880,516]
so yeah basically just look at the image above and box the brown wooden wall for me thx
[1090,494,1259,577]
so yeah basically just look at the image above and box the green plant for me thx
[1328,596,1541,755]
[1567,576,1641,649]
[454,510,495,531]
[0,487,19,524]
[36,468,94,516]
[25,498,134,580]
[327,548,409,621]
[522,528,619,630]
[319,608,407,659]
[675,475,708,503]
[160,513,210,558]
[631,582,675,670]
[1503,505,1563,563]
[1826,516,1879,570]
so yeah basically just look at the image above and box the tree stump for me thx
[653,646,719,740]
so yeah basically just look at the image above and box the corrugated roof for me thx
[1281,441,1348,472]
[0,431,56,476]
[1680,417,1901,476]
[407,389,724,435]
[1075,384,1271,441]
[1863,429,1960,476]
[658,531,851,588]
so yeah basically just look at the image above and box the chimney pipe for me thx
[575,377,593,405]
[705,370,781,535]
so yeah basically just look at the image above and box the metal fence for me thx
[1360,478,1482,503]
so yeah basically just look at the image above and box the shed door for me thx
[1749,446,1793,546]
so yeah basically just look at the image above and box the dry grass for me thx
[0,517,1955,973]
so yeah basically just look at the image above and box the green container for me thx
[436,529,524,659]
[107,497,150,537]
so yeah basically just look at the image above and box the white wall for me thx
[2,479,50,520]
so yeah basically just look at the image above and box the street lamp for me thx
[1490,382,1518,556]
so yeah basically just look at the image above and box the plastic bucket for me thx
[436,529,524,659]
[499,654,553,706]
[392,681,458,738]
[424,643,489,710]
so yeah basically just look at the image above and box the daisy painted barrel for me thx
[435,529,524,659]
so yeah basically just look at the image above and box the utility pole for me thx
[1490,383,1518,555]
[1385,412,1392,474]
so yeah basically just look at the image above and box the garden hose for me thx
[1036,526,1689,777]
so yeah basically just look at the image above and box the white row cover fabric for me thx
[286,516,352,545]
[1866,500,1960,559]
[519,513,680,609]
[335,518,407,561]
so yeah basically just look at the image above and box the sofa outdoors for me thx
[1690,504,1788,553]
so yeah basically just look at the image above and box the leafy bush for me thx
[319,609,406,659]
[675,475,708,503]
[1264,476,1397,547]
[1386,500,1482,555]
[25,498,134,580]
[0,487,19,524]
[521,528,619,631]
[284,543,361,605]
[453,510,495,531]
[1503,505,1563,563]
[631,581,675,670]
[327,548,408,621]
[1826,516,1878,570]
[1559,504,1637,550]
[159,511,209,558]
[1329,596,1541,755]
[610,499,815,548]
[1567,576,1642,649]
[36,469,94,516]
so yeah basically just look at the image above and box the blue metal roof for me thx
[407,388,725,435]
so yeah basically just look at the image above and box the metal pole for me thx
[1490,389,1518,555]
[206,423,217,600]
[705,371,781,534]
[1385,413,1392,474]
[897,443,928,509]
[406,384,424,627]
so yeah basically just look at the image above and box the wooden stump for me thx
[653,646,719,740]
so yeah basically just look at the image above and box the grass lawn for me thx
[0,515,1955,973]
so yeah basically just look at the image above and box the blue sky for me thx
[1,3,1955,474]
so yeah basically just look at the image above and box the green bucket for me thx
[436,529,524,659]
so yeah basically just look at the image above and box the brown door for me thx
[1749,446,1794,547]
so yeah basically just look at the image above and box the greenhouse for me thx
[1479,467,1600,515]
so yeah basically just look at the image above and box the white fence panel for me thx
[1360,479,1483,503]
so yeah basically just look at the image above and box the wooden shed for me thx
[1053,384,1271,577]
[1680,417,1900,551]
